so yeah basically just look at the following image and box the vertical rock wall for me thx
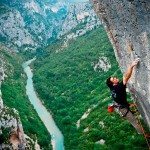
[92,0,150,128]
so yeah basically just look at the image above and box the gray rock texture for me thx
[92,0,150,128]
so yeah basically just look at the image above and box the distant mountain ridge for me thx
[0,0,100,52]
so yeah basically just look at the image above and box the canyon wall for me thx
[0,47,40,149]
[0,0,100,51]
[92,0,150,128]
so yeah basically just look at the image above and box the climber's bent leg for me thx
[119,108,143,134]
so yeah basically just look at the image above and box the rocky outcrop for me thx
[92,0,150,128]
[58,2,100,37]
[0,107,26,149]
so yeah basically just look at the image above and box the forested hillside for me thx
[0,47,52,149]
[32,26,147,150]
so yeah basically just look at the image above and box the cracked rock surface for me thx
[92,0,150,127]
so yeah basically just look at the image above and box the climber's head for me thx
[106,76,119,89]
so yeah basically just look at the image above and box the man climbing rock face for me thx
[106,58,144,134]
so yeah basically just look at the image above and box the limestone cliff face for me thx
[92,0,150,128]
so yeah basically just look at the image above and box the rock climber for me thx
[106,58,146,135]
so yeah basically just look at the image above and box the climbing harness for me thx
[108,101,150,149]
[108,102,130,117]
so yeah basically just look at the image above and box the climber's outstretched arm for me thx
[123,58,140,85]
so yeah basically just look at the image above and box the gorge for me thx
[0,0,150,149]
[22,58,64,150]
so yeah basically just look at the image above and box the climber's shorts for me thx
[119,107,130,117]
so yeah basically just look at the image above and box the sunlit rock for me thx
[92,0,150,128]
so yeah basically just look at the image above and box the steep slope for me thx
[0,45,51,149]
[92,0,150,128]
[0,47,39,149]
[32,26,147,149]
